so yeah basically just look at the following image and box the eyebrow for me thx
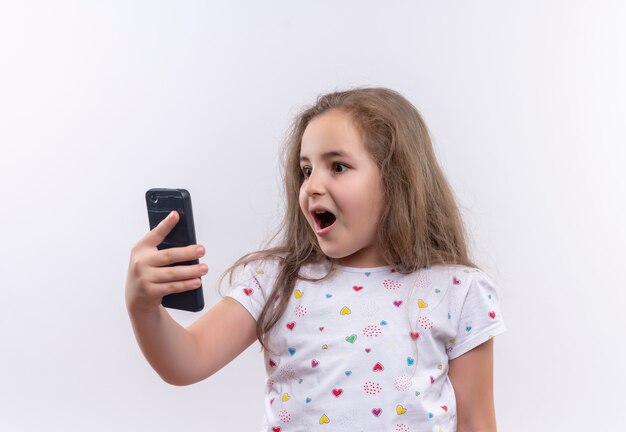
[299,150,349,162]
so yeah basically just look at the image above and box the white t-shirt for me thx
[227,257,506,432]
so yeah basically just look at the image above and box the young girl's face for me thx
[298,109,385,268]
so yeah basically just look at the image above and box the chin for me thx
[317,245,343,260]
[320,247,355,262]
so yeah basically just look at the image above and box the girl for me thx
[126,87,506,432]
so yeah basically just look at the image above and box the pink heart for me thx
[453,276,461,285]
[489,311,496,319]
[365,348,371,353]
[319,327,325,331]
[332,389,343,397]
[372,408,382,417]
[373,362,384,372]
[393,300,402,307]
[409,332,420,340]
[286,322,295,330]
[311,359,319,368]
[353,285,363,291]
[243,288,253,296]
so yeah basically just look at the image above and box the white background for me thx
[1,1,625,431]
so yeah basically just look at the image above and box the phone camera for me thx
[148,192,158,203]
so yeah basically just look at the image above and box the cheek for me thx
[360,180,384,221]
[298,187,308,213]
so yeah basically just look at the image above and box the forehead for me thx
[300,110,367,160]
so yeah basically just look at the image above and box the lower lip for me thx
[315,222,335,237]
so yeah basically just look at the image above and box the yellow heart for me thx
[319,414,330,424]
[295,290,303,299]
[340,306,351,315]
[282,393,290,402]
[418,299,428,308]
[488,335,494,339]
[256,269,264,275]
[437,364,442,370]
[396,405,407,415]
[322,344,328,349]
[449,337,456,343]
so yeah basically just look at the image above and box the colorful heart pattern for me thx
[237,264,504,430]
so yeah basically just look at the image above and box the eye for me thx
[300,163,348,179]
[333,162,348,173]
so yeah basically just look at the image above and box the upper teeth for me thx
[315,210,326,214]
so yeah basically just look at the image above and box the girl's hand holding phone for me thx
[125,210,208,314]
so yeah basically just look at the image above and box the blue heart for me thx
[435,289,440,293]
[380,320,387,325]
[428,412,434,418]
[466,326,472,332]
[365,272,371,277]
[288,348,296,356]
[326,294,332,298]
[407,357,414,366]
[345,371,352,376]
[306,397,311,403]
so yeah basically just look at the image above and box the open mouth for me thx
[313,210,336,229]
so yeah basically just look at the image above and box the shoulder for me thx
[240,253,284,274]
[424,264,488,285]
[414,263,477,285]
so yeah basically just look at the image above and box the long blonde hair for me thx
[217,86,480,354]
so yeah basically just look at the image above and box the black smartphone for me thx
[145,188,205,312]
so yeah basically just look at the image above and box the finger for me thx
[148,243,205,267]
[148,262,208,284]
[141,210,179,248]
[148,277,203,297]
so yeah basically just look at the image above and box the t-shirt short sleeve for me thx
[448,269,507,360]
[225,258,277,322]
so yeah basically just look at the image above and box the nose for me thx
[303,169,325,196]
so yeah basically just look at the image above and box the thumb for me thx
[144,210,179,248]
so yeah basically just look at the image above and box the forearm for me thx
[127,304,200,386]
[457,425,497,432]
